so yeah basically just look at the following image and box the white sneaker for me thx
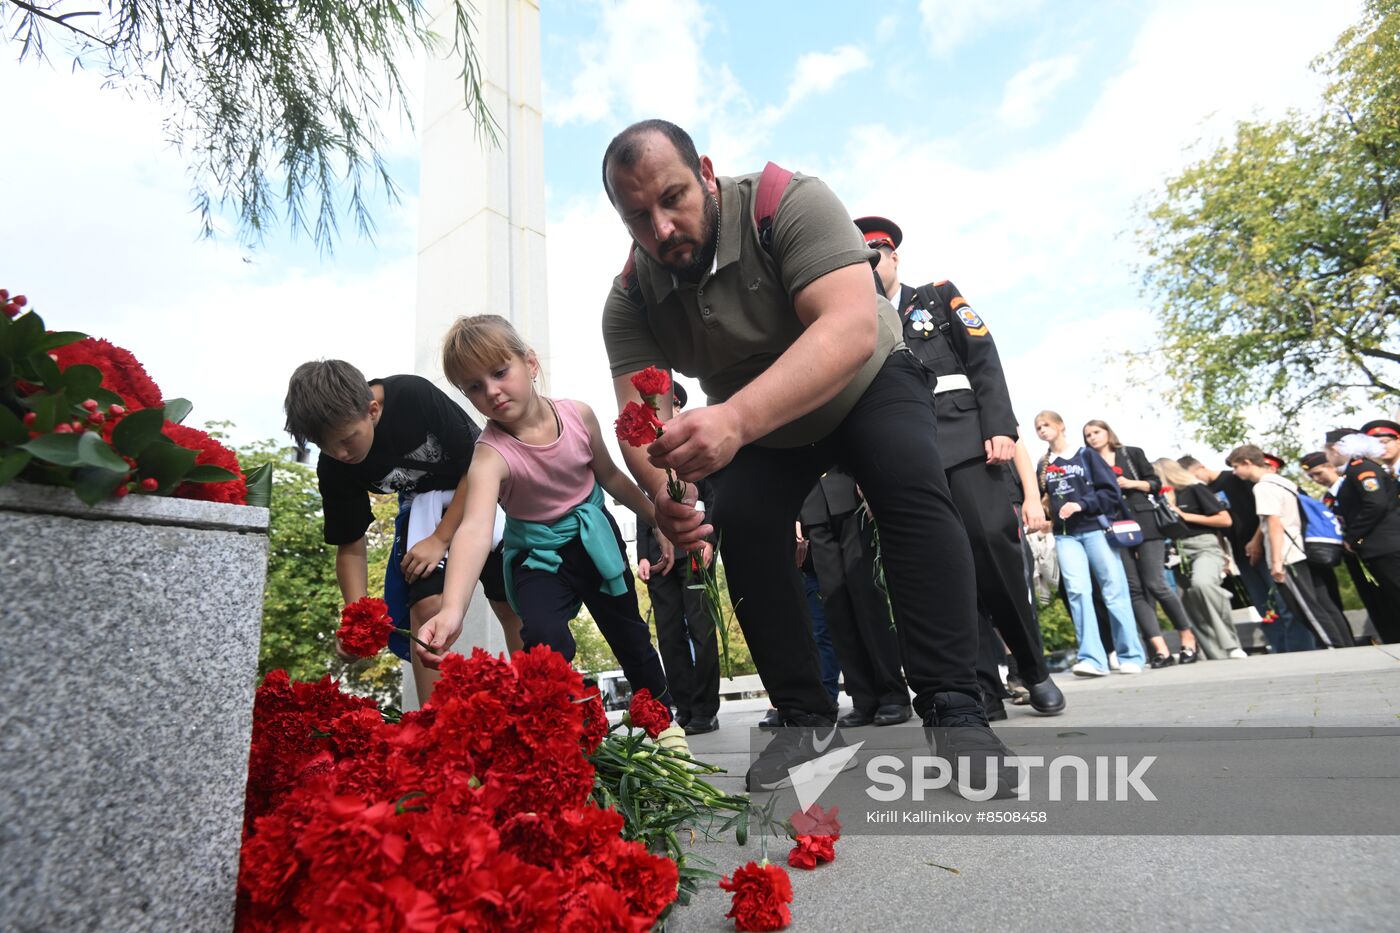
[1108,651,1121,671]
[1118,662,1143,674]
[1228,648,1249,659]
[1071,659,1110,677]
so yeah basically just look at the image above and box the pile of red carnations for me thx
[237,646,682,931]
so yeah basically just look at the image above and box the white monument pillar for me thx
[407,0,547,704]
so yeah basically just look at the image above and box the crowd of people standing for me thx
[1034,415,1400,681]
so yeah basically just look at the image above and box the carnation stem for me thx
[395,626,438,654]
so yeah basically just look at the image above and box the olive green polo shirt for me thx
[602,171,904,447]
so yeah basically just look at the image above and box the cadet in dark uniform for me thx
[799,467,911,726]
[855,216,1064,716]
[1327,430,1400,643]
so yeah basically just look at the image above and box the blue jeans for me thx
[1056,530,1146,670]
[1236,557,1316,652]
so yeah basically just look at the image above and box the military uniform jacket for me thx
[896,281,1018,468]
[1335,457,1400,558]
[799,466,862,528]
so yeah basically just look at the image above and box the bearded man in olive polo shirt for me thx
[600,119,1019,798]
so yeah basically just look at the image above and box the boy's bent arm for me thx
[335,537,370,603]
[402,468,472,582]
[417,448,507,667]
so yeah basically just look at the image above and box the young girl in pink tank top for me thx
[418,314,685,750]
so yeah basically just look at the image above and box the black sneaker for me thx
[744,717,858,793]
[925,692,1025,800]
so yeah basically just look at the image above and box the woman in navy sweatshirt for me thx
[1035,411,1147,676]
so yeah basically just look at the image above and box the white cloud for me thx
[998,54,1079,128]
[545,0,715,127]
[813,0,1359,453]
[784,46,871,111]
[919,0,1044,54]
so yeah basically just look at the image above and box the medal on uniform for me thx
[908,307,935,335]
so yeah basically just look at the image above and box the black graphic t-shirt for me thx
[317,375,481,545]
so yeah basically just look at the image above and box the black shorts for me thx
[407,543,509,606]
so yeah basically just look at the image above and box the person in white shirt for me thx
[1226,445,1353,649]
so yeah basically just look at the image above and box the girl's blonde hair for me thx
[441,314,535,393]
[1154,457,1198,488]
[1034,409,1064,428]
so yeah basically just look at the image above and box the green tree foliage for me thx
[3,0,496,249]
[1141,0,1400,450]
[236,436,399,706]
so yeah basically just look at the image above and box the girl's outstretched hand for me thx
[415,611,463,669]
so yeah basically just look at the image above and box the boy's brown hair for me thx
[1224,444,1268,467]
[283,359,373,448]
[441,314,534,393]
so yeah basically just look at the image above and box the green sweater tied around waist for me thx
[501,482,628,616]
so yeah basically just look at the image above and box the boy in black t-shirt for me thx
[284,360,521,703]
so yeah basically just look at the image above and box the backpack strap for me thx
[619,247,643,305]
[754,161,794,252]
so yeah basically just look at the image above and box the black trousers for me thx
[1359,551,1400,643]
[1349,551,1398,643]
[805,508,906,714]
[645,560,721,719]
[945,459,1050,685]
[708,352,979,721]
[1119,538,1196,640]
[1277,561,1354,649]
[512,514,670,703]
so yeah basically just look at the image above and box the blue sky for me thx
[0,0,1365,469]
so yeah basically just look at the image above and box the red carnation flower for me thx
[50,337,164,410]
[720,860,792,931]
[162,421,248,504]
[1112,465,1123,476]
[614,401,662,448]
[627,688,671,739]
[786,834,836,870]
[338,598,395,657]
[579,689,609,753]
[630,366,671,402]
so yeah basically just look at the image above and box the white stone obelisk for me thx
[407,0,547,707]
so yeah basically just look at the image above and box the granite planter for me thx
[0,483,269,932]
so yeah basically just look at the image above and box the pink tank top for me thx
[478,398,597,522]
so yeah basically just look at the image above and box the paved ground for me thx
[664,643,1400,932]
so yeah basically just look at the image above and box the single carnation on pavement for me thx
[719,860,793,931]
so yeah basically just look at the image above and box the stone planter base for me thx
[0,484,268,932]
